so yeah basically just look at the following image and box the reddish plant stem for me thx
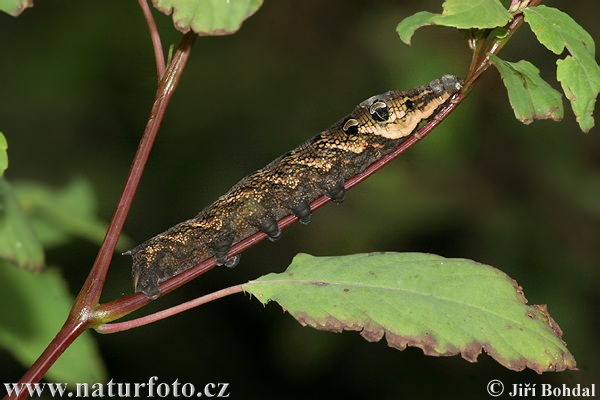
[6,33,196,400]
[466,29,491,81]
[138,0,166,80]
[463,0,540,91]
[4,321,86,400]
[99,285,244,333]
[78,31,196,311]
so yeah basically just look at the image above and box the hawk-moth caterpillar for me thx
[128,75,462,298]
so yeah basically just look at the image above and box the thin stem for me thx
[5,320,86,400]
[98,285,244,333]
[138,0,166,80]
[466,30,491,80]
[462,0,542,91]
[76,31,196,312]
[7,33,197,400]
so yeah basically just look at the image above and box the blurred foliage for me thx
[0,0,598,398]
[14,178,132,251]
[0,264,107,384]
[0,176,129,381]
[0,178,44,271]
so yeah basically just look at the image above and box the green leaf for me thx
[244,253,576,373]
[397,0,511,45]
[152,0,263,36]
[435,0,512,29]
[0,178,44,271]
[523,5,600,132]
[489,54,563,124]
[0,263,107,383]
[0,132,7,176]
[0,0,32,17]
[14,179,132,251]
[396,11,437,45]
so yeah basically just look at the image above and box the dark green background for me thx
[1,0,599,398]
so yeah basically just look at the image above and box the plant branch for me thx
[5,320,87,400]
[98,285,244,333]
[466,29,491,80]
[77,31,196,311]
[138,0,166,80]
[462,0,541,92]
[6,33,197,400]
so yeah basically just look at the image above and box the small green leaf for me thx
[489,54,563,124]
[0,178,44,271]
[0,0,32,16]
[0,132,7,176]
[396,11,437,45]
[397,0,511,45]
[244,253,576,373]
[0,263,107,383]
[152,0,263,36]
[14,179,132,251]
[523,5,600,132]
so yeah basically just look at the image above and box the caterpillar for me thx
[128,75,462,298]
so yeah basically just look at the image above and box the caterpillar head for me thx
[353,74,462,139]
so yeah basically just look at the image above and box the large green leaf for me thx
[0,0,32,17]
[397,0,511,45]
[0,263,107,383]
[489,54,563,124]
[152,0,263,36]
[0,178,44,271]
[244,253,575,373]
[523,5,600,132]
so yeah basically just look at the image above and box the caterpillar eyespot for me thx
[369,100,389,122]
[342,118,359,134]
[129,75,462,298]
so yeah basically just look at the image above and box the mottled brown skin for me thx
[129,75,462,298]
